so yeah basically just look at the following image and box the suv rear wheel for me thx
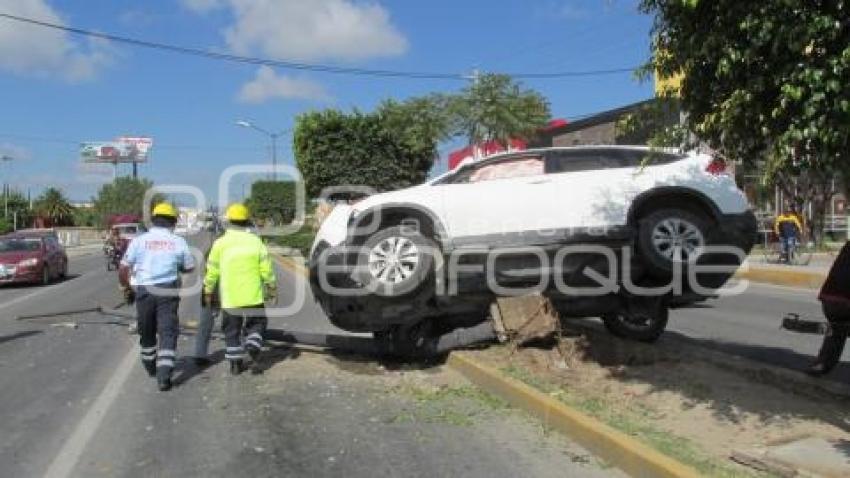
[637,208,709,277]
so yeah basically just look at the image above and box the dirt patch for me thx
[469,324,850,477]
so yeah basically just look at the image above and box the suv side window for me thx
[444,155,544,184]
[546,150,622,173]
[545,149,684,173]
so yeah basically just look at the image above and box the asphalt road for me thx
[668,281,850,383]
[0,237,620,478]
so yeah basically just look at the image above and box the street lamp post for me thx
[235,120,289,181]
[2,155,14,219]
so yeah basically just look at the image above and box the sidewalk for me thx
[735,258,831,289]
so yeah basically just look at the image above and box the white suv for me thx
[309,146,756,344]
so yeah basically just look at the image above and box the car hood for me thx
[0,251,40,264]
[353,184,431,211]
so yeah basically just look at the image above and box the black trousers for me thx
[222,305,267,362]
[136,283,180,378]
[817,300,850,372]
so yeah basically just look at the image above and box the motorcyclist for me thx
[774,207,803,262]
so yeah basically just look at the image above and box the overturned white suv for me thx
[309,146,756,349]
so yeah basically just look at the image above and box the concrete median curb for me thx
[736,265,826,290]
[447,352,700,478]
[272,254,309,278]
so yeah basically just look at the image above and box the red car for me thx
[0,231,68,285]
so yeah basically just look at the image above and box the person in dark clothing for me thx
[807,241,850,376]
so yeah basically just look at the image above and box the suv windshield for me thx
[116,226,140,235]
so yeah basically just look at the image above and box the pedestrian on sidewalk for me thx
[119,203,196,391]
[808,241,850,376]
[203,203,276,375]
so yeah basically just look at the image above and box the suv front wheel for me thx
[355,225,437,298]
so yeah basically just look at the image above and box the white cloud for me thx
[0,0,113,81]
[237,66,331,103]
[180,0,226,14]
[189,0,408,62]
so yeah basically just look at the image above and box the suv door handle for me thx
[527,179,551,185]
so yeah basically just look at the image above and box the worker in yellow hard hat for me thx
[203,203,276,375]
[119,202,195,391]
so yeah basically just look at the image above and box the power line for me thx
[0,12,638,80]
[0,133,264,151]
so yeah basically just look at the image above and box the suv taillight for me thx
[705,158,730,176]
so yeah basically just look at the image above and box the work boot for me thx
[805,361,832,377]
[247,345,260,362]
[157,376,172,392]
[230,360,244,376]
[142,361,157,377]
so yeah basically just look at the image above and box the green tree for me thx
[447,73,550,147]
[640,0,850,241]
[34,187,74,226]
[246,180,297,226]
[72,207,98,227]
[92,177,160,225]
[2,189,34,230]
[294,98,447,197]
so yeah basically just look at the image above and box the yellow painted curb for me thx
[735,267,826,290]
[448,352,701,478]
[273,254,309,278]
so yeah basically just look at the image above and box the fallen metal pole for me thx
[15,305,135,321]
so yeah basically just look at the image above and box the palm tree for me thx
[35,187,74,227]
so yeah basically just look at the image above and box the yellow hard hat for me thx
[152,202,178,218]
[225,203,250,221]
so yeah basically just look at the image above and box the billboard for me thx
[80,136,152,163]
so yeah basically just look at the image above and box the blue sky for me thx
[0,0,653,203]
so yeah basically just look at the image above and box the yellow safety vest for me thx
[204,229,275,309]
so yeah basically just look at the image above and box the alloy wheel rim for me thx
[651,217,704,262]
[368,236,420,285]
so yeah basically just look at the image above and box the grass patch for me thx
[392,385,509,427]
[501,364,767,478]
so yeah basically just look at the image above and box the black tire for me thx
[59,259,68,279]
[355,225,437,298]
[601,306,668,343]
[637,208,710,278]
[41,266,51,286]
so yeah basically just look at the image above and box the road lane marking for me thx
[42,343,138,478]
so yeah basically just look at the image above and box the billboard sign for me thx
[118,136,153,158]
[80,136,152,163]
